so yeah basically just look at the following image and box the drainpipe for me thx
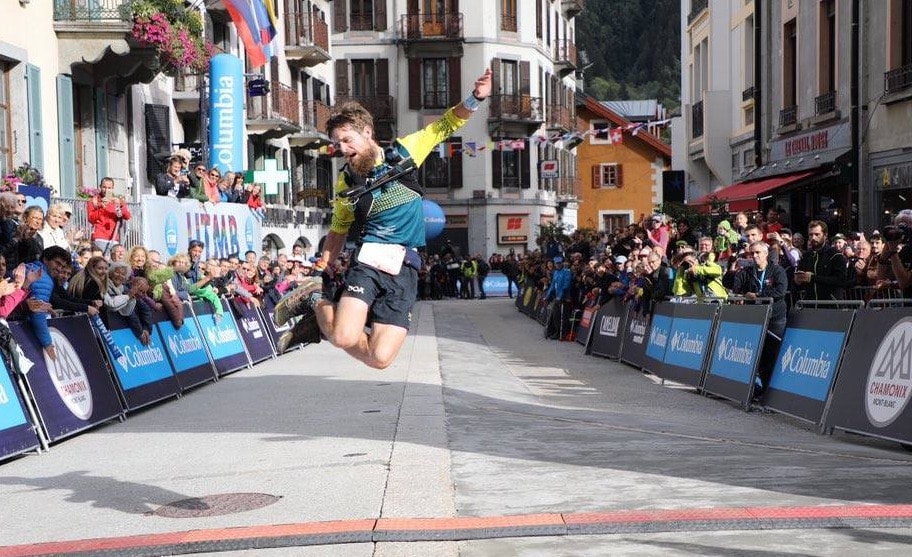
[850,0,860,231]
[753,0,763,168]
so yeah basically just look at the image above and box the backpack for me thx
[477,260,490,275]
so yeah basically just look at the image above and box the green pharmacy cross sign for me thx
[252,159,290,195]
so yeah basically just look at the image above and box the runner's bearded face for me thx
[333,125,376,176]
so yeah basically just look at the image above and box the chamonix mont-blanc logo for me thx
[865,318,912,427]
[44,328,93,420]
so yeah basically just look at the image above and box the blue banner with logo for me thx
[230,298,274,364]
[703,304,770,408]
[764,308,855,424]
[652,303,718,388]
[0,358,40,461]
[104,311,180,411]
[154,305,216,391]
[193,300,249,376]
[643,304,673,375]
[482,273,510,298]
[9,316,123,442]
[824,309,912,445]
[589,298,629,359]
[208,54,245,174]
[141,196,262,261]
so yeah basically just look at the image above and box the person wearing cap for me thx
[271,67,493,367]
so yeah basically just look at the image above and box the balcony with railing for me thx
[285,11,331,67]
[546,104,574,132]
[335,95,395,122]
[561,0,585,19]
[400,12,464,41]
[553,39,578,76]
[290,100,332,149]
[742,86,756,103]
[687,0,708,25]
[814,90,837,116]
[691,100,704,139]
[556,175,581,200]
[489,94,544,136]
[885,64,912,96]
[779,105,798,128]
[501,14,517,32]
[247,82,302,139]
[53,0,159,89]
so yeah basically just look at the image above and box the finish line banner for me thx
[764,308,855,424]
[703,304,770,408]
[0,358,40,461]
[824,308,912,444]
[10,317,123,442]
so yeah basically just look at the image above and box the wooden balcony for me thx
[247,81,302,139]
[289,100,332,149]
[285,12,331,67]
[399,12,464,41]
[488,94,544,137]
[553,39,578,76]
[546,104,574,132]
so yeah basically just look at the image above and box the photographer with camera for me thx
[87,177,130,254]
[672,247,728,300]
[876,209,912,297]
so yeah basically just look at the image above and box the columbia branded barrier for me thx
[823,305,912,444]
[702,303,771,408]
[640,303,718,389]
[588,298,629,360]
[763,306,856,424]
[261,295,293,348]
[0,359,41,461]
[154,303,218,391]
[103,310,181,411]
[229,298,275,364]
[10,317,123,443]
[642,302,675,378]
[193,299,250,376]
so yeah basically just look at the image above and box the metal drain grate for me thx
[151,492,282,518]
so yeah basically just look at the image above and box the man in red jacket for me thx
[87,177,131,254]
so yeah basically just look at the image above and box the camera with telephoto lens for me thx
[883,224,912,243]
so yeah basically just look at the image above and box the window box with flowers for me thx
[2,163,52,193]
[130,0,216,76]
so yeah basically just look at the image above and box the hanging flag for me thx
[609,128,623,144]
[463,141,477,157]
[631,123,646,136]
[448,143,460,157]
[511,139,526,150]
[224,0,278,68]
[436,143,448,158]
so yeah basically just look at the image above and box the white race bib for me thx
[357,243,406,275]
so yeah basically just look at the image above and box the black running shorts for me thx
[340,261,418,329]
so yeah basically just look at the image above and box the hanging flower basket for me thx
[1,163,52,193]
[130,0,215,76]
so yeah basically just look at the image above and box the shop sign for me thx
[497,213,529,244]
[769,123,849,163]
[876,161,912,190]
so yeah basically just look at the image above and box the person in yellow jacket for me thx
[672,249,728,300]
[460,258,478,299]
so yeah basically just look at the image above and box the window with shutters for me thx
[501,60,518,95]
[352,60,376,96]
[592,163,623,188]
[492,143,530,189]
[420,136,462,189]
[422,58,448,108]
[351,0,374,30]
[501,0,517,32]
[0,63,10,178]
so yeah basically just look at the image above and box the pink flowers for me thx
[132,11,213,75]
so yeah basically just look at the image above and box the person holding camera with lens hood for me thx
[877,209,912,297]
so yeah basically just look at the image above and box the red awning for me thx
[689,170,820,213]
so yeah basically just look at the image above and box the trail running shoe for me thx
[274,277,323,327]
[276,315,322,353]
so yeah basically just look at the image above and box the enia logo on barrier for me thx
[715,337,755,365]
[599,314,620,337]
[865,318,912,427]
[45,328,93,420]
